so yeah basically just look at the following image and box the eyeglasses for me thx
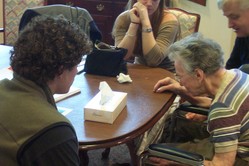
[174,72,196,83]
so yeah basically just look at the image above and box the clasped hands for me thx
[129,1,149,25]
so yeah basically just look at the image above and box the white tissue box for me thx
[84,91,127,124]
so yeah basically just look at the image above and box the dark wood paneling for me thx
[46,0,128,44]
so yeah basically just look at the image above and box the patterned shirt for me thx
[208,69,249,161]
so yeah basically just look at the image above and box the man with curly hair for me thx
[0,15,92,165]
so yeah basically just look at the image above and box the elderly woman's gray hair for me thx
[217,0,249,10]
[168,33,224,75]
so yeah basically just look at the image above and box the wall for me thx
[0,0,3,44]
[173,0,236,61]
[4,0,44,45]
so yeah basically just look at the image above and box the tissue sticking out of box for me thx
[99,81,114,105]
[117,73,132,83]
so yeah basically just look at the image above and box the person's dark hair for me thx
[11,15,92,85]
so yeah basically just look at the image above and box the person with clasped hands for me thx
[151,33,249,166]
[217,0,249,69]
[112,0,179,72]
[0,16,92,165]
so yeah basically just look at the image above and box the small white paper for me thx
[53,87,81,103]
[57,107,72,116]
[117,73,132,83]
[99,81,114,105]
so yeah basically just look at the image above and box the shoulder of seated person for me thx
[115,11,130,23]
[161,13,178,24]
[118,10,129,18]
[163,11,178,22]
[114,11,130,26]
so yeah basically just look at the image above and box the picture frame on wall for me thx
[189,0,206,6]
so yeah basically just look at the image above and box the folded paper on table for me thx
[0,67,13,80]
[53,87,81,103]
[84,91,127,124]
[57,107,72,116]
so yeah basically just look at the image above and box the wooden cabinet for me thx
[46,0,128,44]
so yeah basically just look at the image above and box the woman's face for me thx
[174,60,204,96]
[139,0,161,15]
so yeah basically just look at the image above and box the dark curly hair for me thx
[10,15,92,85]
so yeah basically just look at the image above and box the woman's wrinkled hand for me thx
[149,157,172,166]
[153,77,182,94]
[149,157,184,166]
[185,112,207,122]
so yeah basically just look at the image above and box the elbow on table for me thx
[145,52,165,67]
[146,59,163,67]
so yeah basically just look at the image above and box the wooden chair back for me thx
[168,7,201,39]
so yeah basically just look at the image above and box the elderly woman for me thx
[152,33,249,165]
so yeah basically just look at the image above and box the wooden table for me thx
[57,65,176,165]
[0,45,176,165]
